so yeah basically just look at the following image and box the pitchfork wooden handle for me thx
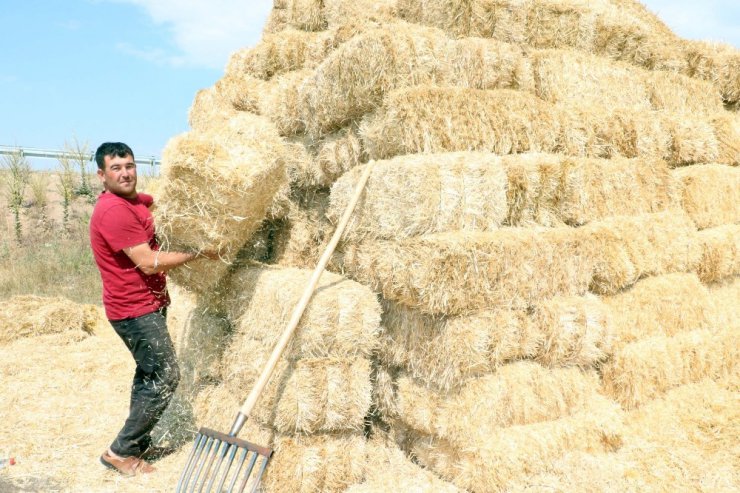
[231,160,374,433]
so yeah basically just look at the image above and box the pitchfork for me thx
[175,161,374,492]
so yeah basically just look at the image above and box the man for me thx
[89,142,216,476]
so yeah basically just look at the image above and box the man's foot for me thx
[100,450,156,476]
[138,445,179,462]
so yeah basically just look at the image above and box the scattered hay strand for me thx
[674,163,740,229]
[578,211,700,295]
[360,87,560,160]
[394,362,602,448]
[696,224,740,284]
[407,393,624,492]
[341,227,591,315]
[601,328,740,409]
[0,295,99,345]
[155,113,289,291]
[604,273,717,347]
[221,263,381,359]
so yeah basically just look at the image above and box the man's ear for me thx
[97,168,105,184]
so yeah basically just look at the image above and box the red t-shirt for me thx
[89,191,170,321]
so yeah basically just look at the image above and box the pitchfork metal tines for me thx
[176,424,272,493]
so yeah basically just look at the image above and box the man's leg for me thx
[109,308,180,457]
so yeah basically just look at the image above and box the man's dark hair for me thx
[95,142,134,170]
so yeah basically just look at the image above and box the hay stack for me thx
[341,227,591,315]
[601,328,740,409]
[406,394,624,493]
[187,86,238,133]
[393,362,602,446]
[155,113,289,291]
[578,211,700,295]
[696,224,740,284]
[269,0,397,33]
[685,39,740,107]
[0,295,99,345]
[675,164,740,229]
[604,273,717,346]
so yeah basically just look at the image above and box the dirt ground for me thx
[0,312,192,492]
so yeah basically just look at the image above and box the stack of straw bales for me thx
[152,1,740,490]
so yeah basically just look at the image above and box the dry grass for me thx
[675,163,740,229]
[0,295,100,345]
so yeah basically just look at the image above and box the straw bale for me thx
[360,87,560,160]
[531,49,652,110]
[604,273,716,347]
[345,438,463,493]
[218,351,371,433]
[274,0,397,33]
[155,113,288,291]
[645,69,725,115]
[330,152,508,242]
[709,276,740,330]
[379,301,539,391]
[281,0,326,31]
[269,189,336,269]
[684,40,740,106]
[300,24,534,136]
[696,224,740,284]
[395,362,601,447]
[709,112,740,165]
[675,164,740,229]
[370,362,400,421]
[341,227,591,315]
[503,154,679,227]
[213,73,266,113]
[313,125,364,186]
[226,29,335,80]
[578,211,700,295]
[531,294,614,368]
[660,113,721,166]
[299,24,447,137]
[221,264,381,359]
[260,68,312,136]
[601,328,740,409]
[556,104,671,161]
[193,384,369,492]
[187,86,238,133]
[0,295,99,345]
[407,394,624,492]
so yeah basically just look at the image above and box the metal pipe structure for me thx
[0,145,161,166]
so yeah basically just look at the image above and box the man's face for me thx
[98,154,137,198]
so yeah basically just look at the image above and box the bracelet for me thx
[153,250,161,270]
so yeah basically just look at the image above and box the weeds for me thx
[1,150,31,243]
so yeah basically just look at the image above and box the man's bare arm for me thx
[123,243,217,275]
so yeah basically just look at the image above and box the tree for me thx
[66,138,94,199]
[1,150,31,243]
[56,154,76,232]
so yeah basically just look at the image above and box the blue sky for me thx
[0,1,737,169]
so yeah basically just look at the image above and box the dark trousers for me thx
[109,308,180,457]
